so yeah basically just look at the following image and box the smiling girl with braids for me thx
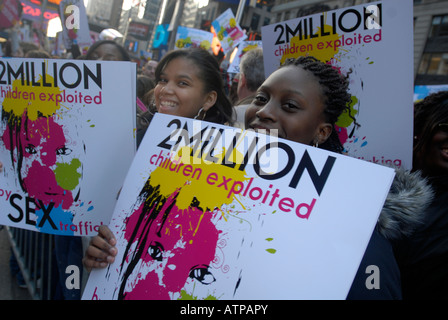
[392,91,448,299]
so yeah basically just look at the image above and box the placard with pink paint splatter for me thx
[82,113,395,300]
[0,58,136,235]
[261,0,414,169]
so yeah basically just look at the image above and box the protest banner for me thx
[212,8,247,54]
[0,58,136,236]
[174,26,214,52]
[261,0,414,169]
[82,113,395,300]
[59,0,92,53]
[227,40,263,74]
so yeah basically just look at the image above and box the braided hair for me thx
[282,56,358,153]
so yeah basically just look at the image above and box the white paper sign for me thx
[0,58,136,235]
[261,0,414,169]
[228,41,263,74]
[82,113,395,300]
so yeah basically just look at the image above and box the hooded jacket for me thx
[347,168,434,300]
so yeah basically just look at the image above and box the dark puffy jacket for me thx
[392,175,448,300]
[347,168,434,300]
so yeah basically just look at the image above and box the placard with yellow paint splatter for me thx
[174,26,214,52]
[0,58,136,235]
[261,0,414,170]
[82,113,395,300]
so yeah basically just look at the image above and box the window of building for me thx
[429,15,448,37]
[251,13,260,30]
[418,53,448,75]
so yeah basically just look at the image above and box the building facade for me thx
[86,0,123,30]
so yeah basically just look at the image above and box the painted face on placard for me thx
[16,114,82,210]
[118,187,220,300]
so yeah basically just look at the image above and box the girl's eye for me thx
[253,93,268,105]
[158,78,168,84]
[189,265,216,285]
[280,98,301,111]
[283,102,299,110]
[178,80,190,87]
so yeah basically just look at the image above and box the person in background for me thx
[24,49,51,59]
[70,43,82,59]
[136,75,155,147]
[83,47,234,272]
[85,40,130,61]
[85,40,145,148]
[2,41,39,57]
[244,56,432,299]
[136,75,155,106]
[392,90,448,299]
[233,48,265,128]
[19,42,40,57]
[141,60,158,81]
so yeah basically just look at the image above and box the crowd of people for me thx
[1,39,447,300]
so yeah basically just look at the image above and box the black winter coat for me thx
[392,175,448,300]
[347,168,434,300]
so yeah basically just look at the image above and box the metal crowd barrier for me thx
[6,226,56,300]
